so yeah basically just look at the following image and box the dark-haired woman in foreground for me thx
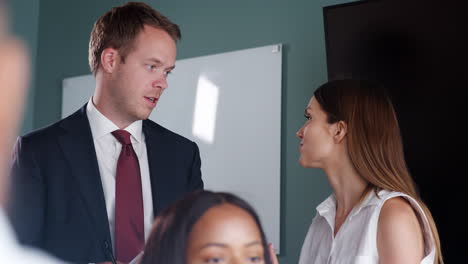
[138,190,278,264]
[297,79,443,263]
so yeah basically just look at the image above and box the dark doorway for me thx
[323,0,466,261]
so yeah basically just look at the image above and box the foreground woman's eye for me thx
[248,256,263,263]
[204,257,224,263]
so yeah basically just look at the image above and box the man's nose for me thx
[152,74,168,90]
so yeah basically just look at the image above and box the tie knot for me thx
[112,130,132,145]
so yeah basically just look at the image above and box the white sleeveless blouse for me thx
[298,190,435,264]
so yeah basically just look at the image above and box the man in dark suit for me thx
[7,2,203,264]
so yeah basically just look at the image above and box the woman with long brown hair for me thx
[297,79,443,263]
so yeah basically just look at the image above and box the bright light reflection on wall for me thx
[192,76,219,144]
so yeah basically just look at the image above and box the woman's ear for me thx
[332,120,347,143]
[100,48,119,73]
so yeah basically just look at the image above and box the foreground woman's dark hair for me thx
[139,190,273,264]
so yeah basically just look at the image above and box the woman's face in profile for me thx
[186,203,265,264]
[296,96,337,168]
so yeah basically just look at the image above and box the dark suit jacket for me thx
[7,104,203,263]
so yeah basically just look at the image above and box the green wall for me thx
[34,0,124,128]
[10,0,40,134]
[33,0,356,263]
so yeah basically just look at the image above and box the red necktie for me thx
[112,130,144,263]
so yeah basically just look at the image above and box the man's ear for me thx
[100,48,119,73]
[332,120,347,143]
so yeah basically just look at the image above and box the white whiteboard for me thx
[62,44,282,252]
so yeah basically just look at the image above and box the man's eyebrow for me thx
[147,58,175,70]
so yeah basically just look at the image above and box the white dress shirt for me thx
[299,189,435,264]
[86,98,154,254]
[0,209,65,264]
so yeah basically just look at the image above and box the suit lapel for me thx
[58,105,111,244]
[143,120,174,215]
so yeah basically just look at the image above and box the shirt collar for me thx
[315,194,337,229]
[86,98,143,143]
[316,189,390,223]
[316,194,337,217]
[125,120,143,144]
[354,192,376,215]
[349,189,390,218]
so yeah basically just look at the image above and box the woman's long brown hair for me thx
[314,79,443,264]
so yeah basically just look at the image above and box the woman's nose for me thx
[296,126,303,139]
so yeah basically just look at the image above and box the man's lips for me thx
[144,96,158,103]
